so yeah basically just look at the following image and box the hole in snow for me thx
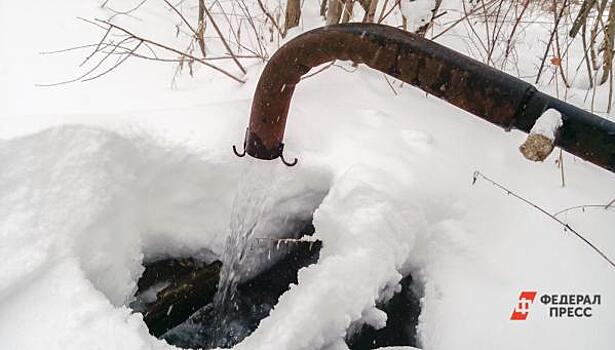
[131,220,320,348]
[346,273,422,349]
[130,218,421,349]
[124,159,423,349]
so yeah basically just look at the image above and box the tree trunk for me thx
[601,1,615,84]
[326,0,343,25]
[197,0,206,57]
[285,0,302,33]
[341,0,354,23]
[570,0,597,38]
[362,0,379,23]
[320,0,327,18]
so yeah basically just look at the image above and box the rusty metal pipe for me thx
[238,23,615,173]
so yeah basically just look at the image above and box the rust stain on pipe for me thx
[239,24,615,173]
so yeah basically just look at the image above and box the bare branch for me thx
[301,61,335,80]
[256,0,284,37]
[197,0,207,57]
[96,19,245,83]
[104,0,149,20]
[536,0,570,84]
[36,37,135,87]
[163,0,197,34]
[83,41,143,82]
[553,203,615,217]
[201,2,247,74]
[472,170,615,269]
[81,25,112,67]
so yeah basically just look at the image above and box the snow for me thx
[234,166,422,349]
[400,0,436,32]
[0,259,159,350]
[1,0,614,350]
[530,109,563,140]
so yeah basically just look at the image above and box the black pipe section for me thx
[237,23,615,173]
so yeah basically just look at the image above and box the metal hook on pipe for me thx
[232,144,246,157]
[233,128,248,157]
[280,154,298,167]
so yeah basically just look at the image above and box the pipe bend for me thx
[243,23,615,173]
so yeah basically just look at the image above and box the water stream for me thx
[207,164,275,346]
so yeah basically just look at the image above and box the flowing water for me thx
[207,164,275,347]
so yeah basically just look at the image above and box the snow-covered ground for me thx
[1,1,614,349]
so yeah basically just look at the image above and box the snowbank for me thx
[0,126,330,349]
[1,0,614,349]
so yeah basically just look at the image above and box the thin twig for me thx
[432,0,499,40]
[83,41,143,81]
[581,21,594,88]
[377,0,390,23]
[42,42,257,61]
[96,19,245,83]
[301,61,335,80]
[461,0,495,66]
[163,0,197,34]
[41,43,109,55]
[234,0,268,60]
[81,25,112,67]
[472,170,615,269]
[36,37,135,86]
[377,0,401,24]
[201,3,247,74]
[553,203,615,217]
[535,0,569,84]
[503,0,529,66]
[383,74,398,95]
[104,0,149,20]
[558,149,566,187]
[256,0,284,37]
